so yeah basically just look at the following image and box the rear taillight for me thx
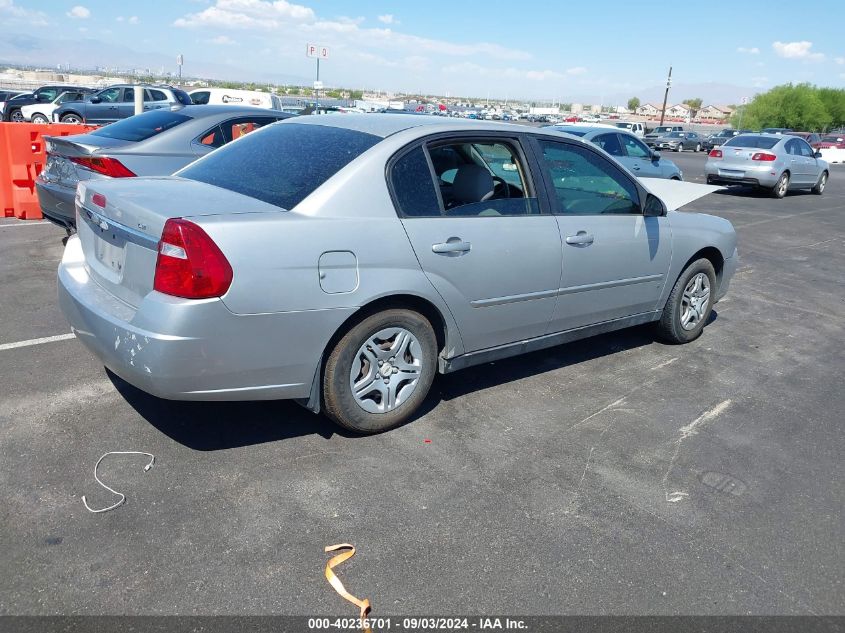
[153,219,233,299]
[69,156,136,178]
[709,149,722,158]
[751,152,776,162]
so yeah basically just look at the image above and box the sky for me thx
[1,0,845,103]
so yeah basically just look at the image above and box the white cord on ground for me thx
[82,451,155,513]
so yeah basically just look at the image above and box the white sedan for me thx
[21,90,92,124]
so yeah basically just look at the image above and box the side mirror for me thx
[644,193,666,217]
[90,96,101,104]
[651,150,661,161]
[814,151,823,158]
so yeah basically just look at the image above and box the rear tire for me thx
[31,113,49,124]
[811,171,827,195]
[655,258,716,344]
[9,109,23,122]
[323,309,438,434]
[771,171,789,198]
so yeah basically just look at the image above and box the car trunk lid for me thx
[76,177,284,308]
[43,134,135,187]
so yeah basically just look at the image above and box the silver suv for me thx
[52,84,192,124]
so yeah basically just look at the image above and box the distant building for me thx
[698,104,734,120]
[665,103,691,118]
[571,103,583,114]
[636,103,661,117]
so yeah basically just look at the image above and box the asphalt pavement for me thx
[1,154,843,617]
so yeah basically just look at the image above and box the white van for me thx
[188,88,283,110]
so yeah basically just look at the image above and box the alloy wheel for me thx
[10,110,23,122]
[680,272,711,331]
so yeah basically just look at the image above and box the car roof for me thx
[283,113,530,139]
[170,104,291,119]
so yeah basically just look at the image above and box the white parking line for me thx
[0,333,75,352]
[0,221,52,228]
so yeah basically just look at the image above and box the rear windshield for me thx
[92,110,191,142]
[724,135,780,149]
[553,128,587,136]
[177,122,380,210]
[615,123,633,129]
[821,135,844,142]
[173,89,192,106]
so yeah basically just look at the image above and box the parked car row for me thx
[57,114,738,433]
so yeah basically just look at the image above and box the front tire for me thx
[60,113,82,124]
[811,171,827,195]
[771,171,789,198]
[675,143,682,152]
[695,143,701,152]
[655,259,716,344]
[323,309,438,434]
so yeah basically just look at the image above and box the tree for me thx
[627,97,640,112]
[682,97,703,118]
[730,83,835,131]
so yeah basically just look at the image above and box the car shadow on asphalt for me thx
[109,314,717,450]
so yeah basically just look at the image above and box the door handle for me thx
[631,164,641,170]
[565,231,594,246]
[432,238,471,255]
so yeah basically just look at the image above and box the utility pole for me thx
[176,54,183,85]
[659,65,672,126]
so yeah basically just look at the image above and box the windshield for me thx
[615,122,633,129]
[821,135,844,142]
[724,135,780,149]
[178,122,380,210]
[91,109,191,142]
[654,127,673,133]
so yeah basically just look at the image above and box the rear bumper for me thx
[704,163,780,188]
[58,235,355,401]
[36,177,77,229]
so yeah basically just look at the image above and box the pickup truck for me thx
[644,125,685,147]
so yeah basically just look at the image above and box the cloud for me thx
[751,76,768,88]
[210,34,236,45]
[67,5,90,18]
[737,46,759,54]
[836,57,845,65]
[128,15,139,24]
[377,14,398,25]
[566,66,587,76]
[772,40,824,61]
[0,0,47,24]
[173,0,530,61]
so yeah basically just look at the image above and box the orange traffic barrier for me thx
[0,122,98,220]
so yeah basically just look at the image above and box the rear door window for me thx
[91,109,192,142]
[121,88,135,103]
[178,123,380,210]
[146,89,167,102]
[593,133,624,157]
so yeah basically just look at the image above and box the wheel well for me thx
[684,247,725,287]
[323,294,448,364]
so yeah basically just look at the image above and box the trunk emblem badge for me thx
[98,219,109,231]
[138,223,147,230]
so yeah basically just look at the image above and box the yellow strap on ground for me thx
[324,543,372,632]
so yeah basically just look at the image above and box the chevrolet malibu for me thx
[59,115,738,433]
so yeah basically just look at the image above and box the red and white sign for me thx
[306,44,329,59]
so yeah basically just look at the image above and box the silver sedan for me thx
[58,115,737,433]
[705,133,829,198]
